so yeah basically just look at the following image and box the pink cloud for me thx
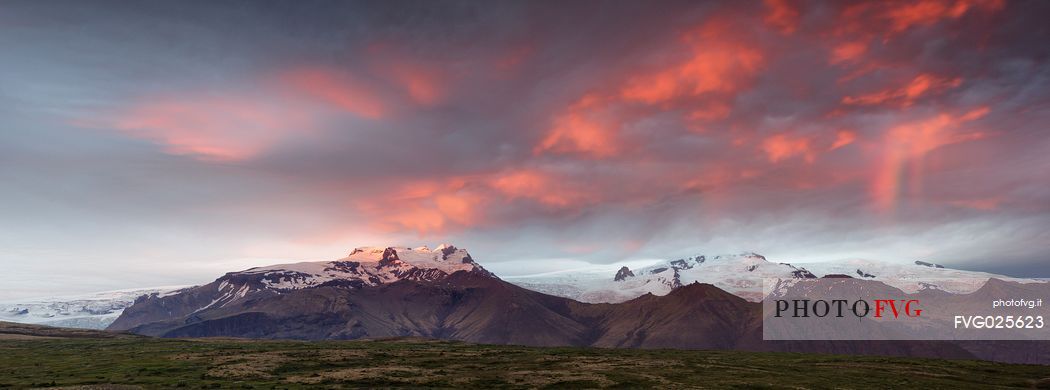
[489,169,591,208]
[762,133,816,163]
[843,74,963,107]
[534,94,622,159]
[763,0,800,35]
[872,107,991,212]
[830,130,858,150]
[620,22,764,104]
[108,93,316,161]
[830,41,869,64]
[282,68,387,118]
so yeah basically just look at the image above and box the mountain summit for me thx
[233,244,491,291]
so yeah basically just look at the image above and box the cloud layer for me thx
[1,0,1049,297]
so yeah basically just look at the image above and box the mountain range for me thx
[505,252,1040,302]
[102,245,1048,364]
[6,248,1034,331]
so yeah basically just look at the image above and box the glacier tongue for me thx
[0,286,189,329]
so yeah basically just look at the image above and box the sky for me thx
[1,0,1049,299]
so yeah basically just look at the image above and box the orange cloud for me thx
[536,20,765,159]
[891,108,988,157]
[828,0,1005,85]
[383,63,445,106]
[356,179,486,235]
[830,41,868,64]
[872,107,991,212]
[398,71,442,105]
[830,129,858,150]
[362,43,452,106]
[620,22,764,104]
[843,73,962,107]
[762,133,816,163]
[433,191,485,225]
[376,206,449,236]
[620,47,763,105]
[535,94,621,158]
[489,169,589,208]
[356,168,597,235]
[883,0,1004,34]
[282,68,386,118]
[837,0,1004,38]
[764,0,800,34]
[110,94,314,161]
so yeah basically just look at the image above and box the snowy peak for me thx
[165,245,491,314]
[915,260,945,268]
[613,266,634,281]
[622,252,803,281]
[249,245,483,280]
[339,245,478,272]
[604,252,815,302]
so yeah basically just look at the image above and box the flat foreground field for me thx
[2,336,1050,389]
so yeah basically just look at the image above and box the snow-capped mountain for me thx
[15,245,1041,330]
[0,286,188,329]
[243,244,484,287]
[217,244,485,293]
[504,252,1042,303]
[111,245,489,325]
[506,252,814,302]
[101,244,1050,365]
[108,244,768,352]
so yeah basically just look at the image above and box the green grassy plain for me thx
[1,335,1050,389]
